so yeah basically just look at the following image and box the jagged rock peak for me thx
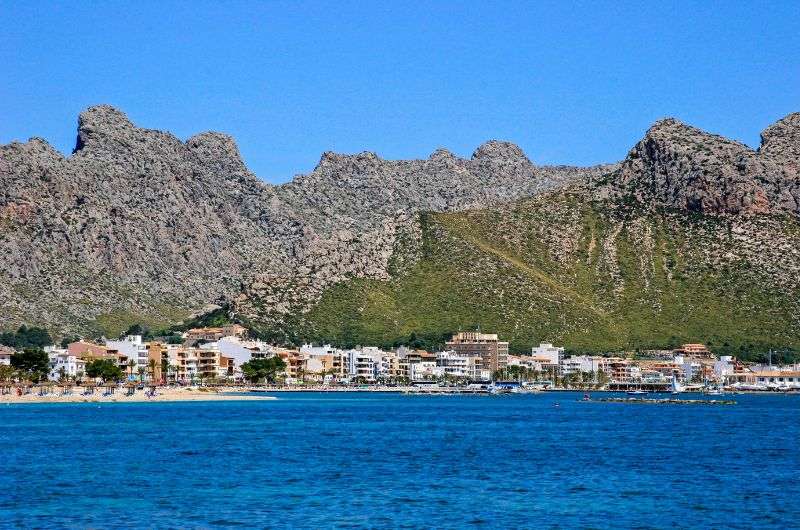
[760,112,800,162]
[315,150,383,171]
[640,116,747,149]
[429,147,456,161]
[74,105,136,151]
[2,136,62,159]
[606,115,793,215]
[186,131,245,168]
[471,140,531,164]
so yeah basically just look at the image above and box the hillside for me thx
[278,113,800,355]
[298,192,800,356]
[0,106,600,336]
[2,106,799,354]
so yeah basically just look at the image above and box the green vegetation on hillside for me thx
[298,193,800,360]
[0,325,53,350]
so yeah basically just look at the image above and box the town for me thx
[1,326,799,395]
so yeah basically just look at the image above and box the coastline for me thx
[2,385,795,404]
[0,387,275,404]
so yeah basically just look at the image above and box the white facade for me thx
[714,356,735,378]
[436,351,486,379]
[300,343,338,357]
[409,361,444,381]
[559,355,610,376]
[531,343,564,365]
[674,355,702,382]
[217,336,273,368]
[48,351,86,380]
[346,347,384,381]
[106,335,149,372]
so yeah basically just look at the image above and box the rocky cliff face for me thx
[0,105,606,335]
[601,114,800,215]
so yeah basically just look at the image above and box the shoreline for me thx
[0,387,275,404]
[1,385,796,404]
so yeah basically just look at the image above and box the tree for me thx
[121,323,145,338]
[596,371,610,389]
[10,348,50,382]
[148,358,157,383]
[241,356,287,384]
[1,326,53,350]
[60,336,80,349]
[127,360,136,380]
[160,354,169,385]
[85,359,124,382]
[0,365,15,382]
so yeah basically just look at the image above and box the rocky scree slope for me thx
[0,105,601,335]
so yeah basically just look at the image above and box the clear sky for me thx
[2,1,798,183]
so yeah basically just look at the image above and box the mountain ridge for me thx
[1,105,610,336]
[1,106,798,349]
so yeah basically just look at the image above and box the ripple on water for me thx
[0,393,798,528]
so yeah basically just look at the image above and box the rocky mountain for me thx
[292,114,800,355]
[599,113,800,214]
[2,106,798,353]
[0,105,605,337]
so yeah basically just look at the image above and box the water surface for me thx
[2,392,798,528]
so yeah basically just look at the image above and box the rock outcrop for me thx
[2,106,798,337]
[603,116,800,214]
[0,105,607,335]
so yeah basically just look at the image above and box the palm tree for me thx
[148,359,156,384]
[137,367,146,383]
[127,360,136,380]
[160,352,169,385]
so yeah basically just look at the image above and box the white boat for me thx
[626,390,648,395]
[671,375,684,394]
[732,382,768,391]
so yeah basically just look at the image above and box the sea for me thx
[1,392,798,529]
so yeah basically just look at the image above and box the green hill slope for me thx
[299,191,800,357]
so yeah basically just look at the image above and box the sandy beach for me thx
[0,386,275,404]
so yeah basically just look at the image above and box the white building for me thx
[559,355,613,376]
[436,351,488,380]
[300,343,338,357]
[531,343,564,366]
[674,355,703,382]
[713,356,736,378]
[217,336,273,368]
[346,347,384,381]
[409,361,444,381]
[0,346,13,366]
[559,356,595,376]
[105,335,149,372]
[48,351,86,380]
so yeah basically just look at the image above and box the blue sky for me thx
[2,1,798,183]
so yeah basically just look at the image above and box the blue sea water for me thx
[1,392,798,529]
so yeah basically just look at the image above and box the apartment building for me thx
[446,332,509,373]
[47,350,86,380]
[531,343,564,366]
[435,351,486,380]
[106,335,149,374]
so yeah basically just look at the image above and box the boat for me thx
[626,390,648,395]
[671,374,683,394]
